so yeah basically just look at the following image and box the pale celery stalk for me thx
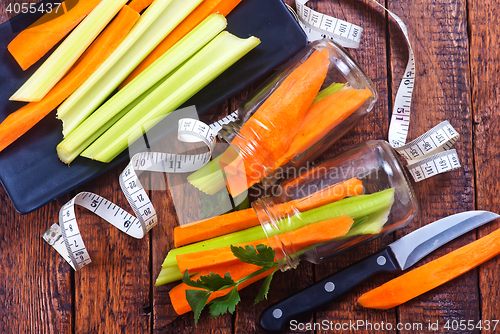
[58,74,171,163]
[343,204,393,237]
[57,14,227,164]
[10,0,128,102]
[313,82,346,103]
[187,83,348,194]
[187,155,226,195]
[81,32,261,163]
[57,0,203,136]
[160,188,395,271]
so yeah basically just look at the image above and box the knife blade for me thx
[259,210,500,333]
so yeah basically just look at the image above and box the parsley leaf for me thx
[184,244,279,326]
[182,270,234,290]
[208,286,241,318]
[254,266,278,305]
[185,289,211,326]
[230,244,276,268]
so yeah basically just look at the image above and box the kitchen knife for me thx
[260,210,500,333]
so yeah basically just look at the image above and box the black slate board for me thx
[0,0,307,214]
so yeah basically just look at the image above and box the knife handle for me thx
[259,248,400,333]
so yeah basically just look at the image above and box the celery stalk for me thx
[343,204,393,237]
[161,188,395,269]
[313,83,346,103]
[56,14,227,164]
[10,0,128,102]
[187,155,226,195]
[57,74,170,163]
[81,32,260,163]
[58,0,204,136]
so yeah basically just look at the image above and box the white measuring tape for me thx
[288,0,459,180]
[43,111,238,270]
[44,0,461,269]
[394,121,461,182]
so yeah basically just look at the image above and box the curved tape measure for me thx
[43,111,238,270]
[45,1,462,269]
[289,0,459,180]
[394,121,461,182]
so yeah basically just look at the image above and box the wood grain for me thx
[469,0,500,327]
[1,0,500,333]
[388,0,477,332]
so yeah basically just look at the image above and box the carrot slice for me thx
[174,177,362,247]
[358,226,500,310]
[0,5,139,153]
[7,0,103,71]
[275,86,374,167]
[128,0,154,12]
[176,216,354,274]
[220,49,331,197]
[120,0,242,87]
[169,261,276,315]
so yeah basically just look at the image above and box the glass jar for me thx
[218,38,378,198]
[251,140,418,271]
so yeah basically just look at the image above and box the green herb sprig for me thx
[182,244,279,325]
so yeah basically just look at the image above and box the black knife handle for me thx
[259,248,400,333]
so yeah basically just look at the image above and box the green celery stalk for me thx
[187,155,226,195]
[57,0,204,136]
[10,0,128,102]
[57,73,171,163]
[81,32,261,163]
[313,83,346,103]
[343,204,393,237]
[160,188,395,270]
[57,14,227,164]
[187,83,347,194]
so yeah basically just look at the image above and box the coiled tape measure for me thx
[43,0,461,270]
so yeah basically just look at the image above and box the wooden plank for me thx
[0,191,72,333]
[150,103,234,333]
[387,0,477,331]
[73,163,151,333]
[301,0,396,333]
[0,5,71,334]
[468,0,500,327]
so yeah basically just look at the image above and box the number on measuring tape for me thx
[395,121,461,182]
[43,111,239,270]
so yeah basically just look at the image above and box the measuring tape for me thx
[288,0,459,180]
[43,110,238,270]
[44,1,461,269]
[394,121,460,182]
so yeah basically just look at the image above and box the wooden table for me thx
[1,0,499,333]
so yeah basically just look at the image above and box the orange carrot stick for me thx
[0,5,139,153]
[275,87,373,168]
[128,0,154,12]
[176,216,354,274]
[120,0,242,87]
[174,178,362,247]
[169,261,276,315]
[8,0,103,71]
[220,49,331,197]
[358,227,500,310]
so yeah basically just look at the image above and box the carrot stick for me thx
[275,86,373,168]
[174,177,362,247]
[357,226,500,310]
[0,5,139,153]
[7,0,103,71]
[176,216,354,274]
[221,49,331,197]
[169,261,276,315]
[120,0,242,87]
[128,0,154,12]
